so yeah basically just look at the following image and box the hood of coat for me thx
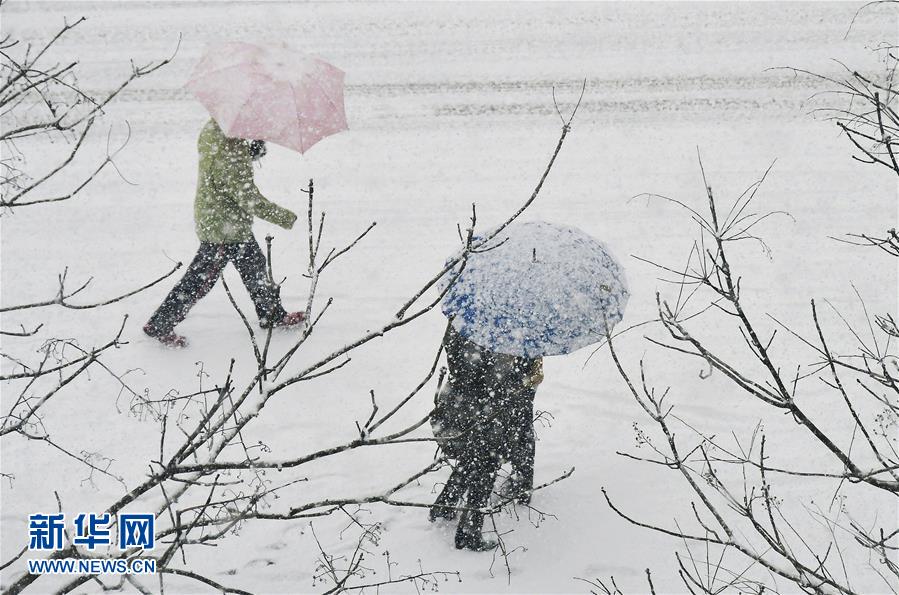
[201,118,259,159]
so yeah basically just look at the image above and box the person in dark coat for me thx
[143,120,305,348]
[429,325,543,551]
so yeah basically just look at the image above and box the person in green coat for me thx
[144,119,305,347]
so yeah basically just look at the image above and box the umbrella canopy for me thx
[441,220,629,358]
[186,41,347,154]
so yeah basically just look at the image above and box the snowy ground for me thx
[2,1,897,593]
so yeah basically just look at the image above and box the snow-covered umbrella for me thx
[186,41,347,154]
[441,220,629,358]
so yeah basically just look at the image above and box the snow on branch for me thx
[600,161,899,594]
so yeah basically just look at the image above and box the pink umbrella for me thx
[186,42,347,154]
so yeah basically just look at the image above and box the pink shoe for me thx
[264,311,306,329]
[143,324,188,348]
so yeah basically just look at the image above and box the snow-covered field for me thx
[2,1,897,593]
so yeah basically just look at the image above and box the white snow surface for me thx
[1,2,897,594]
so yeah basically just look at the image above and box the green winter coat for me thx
[194,119,297,243]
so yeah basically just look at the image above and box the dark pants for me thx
[508,387,536,490]
[145,240,286,335]
[433,387,536,546]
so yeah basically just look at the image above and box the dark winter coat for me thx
[432,326,542,460]
[194,119,297,243]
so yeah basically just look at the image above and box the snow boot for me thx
[454,511,497,551]
[429,487,461,521]
[143,324,188,348]
[261,311,306,329]
[429,505,457,522]
[430,466,468,521]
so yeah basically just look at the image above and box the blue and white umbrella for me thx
[441,220,629,358]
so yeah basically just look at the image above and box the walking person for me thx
[429,325,543,551]
[143,119,305,348]
[430,220,630,551]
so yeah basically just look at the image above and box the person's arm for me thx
[220,141,297,229]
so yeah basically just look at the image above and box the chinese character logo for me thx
[73,513,111,550]
[118,514,154,550]
[28,514,65,551]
